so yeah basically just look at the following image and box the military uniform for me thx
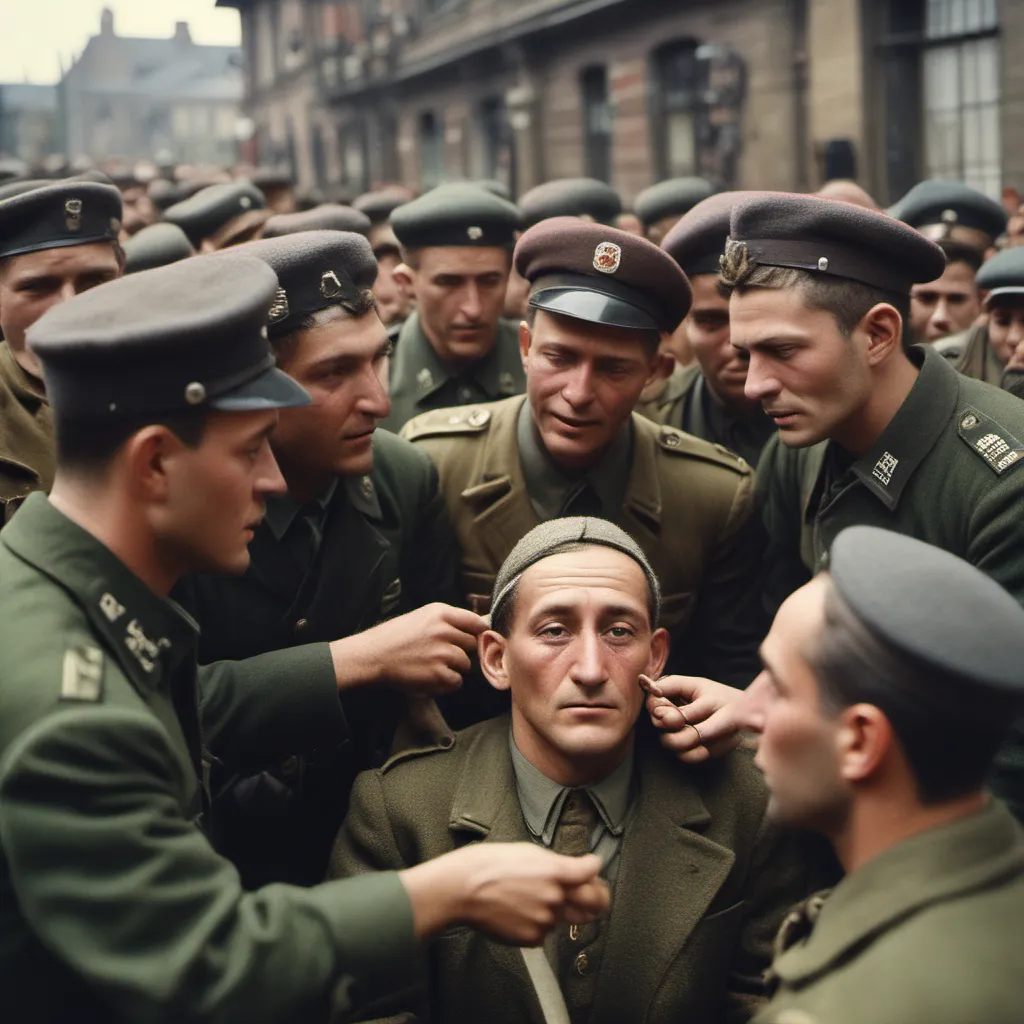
[0,254,420,1021]
[932,322,1003,383]
[330,714,807,1024]
[637,360,775,468]
[180,429,461,886]
[382,311,524,431]
[892,178,1008,252]
[405,396,764,686]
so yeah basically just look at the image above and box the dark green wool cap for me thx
[976,246,1024,304]
[662,191,764,277]
[829,526,1024,695]
[123,222,195,274]
[27,253,310,420]
[516,216,692,334]
[163,181,266,246]
[491,517,661,625]
[635,177,716,230]
[262,204,372,239]
[893,180,1008,246]
[229,230,378,339]
[728,192,947,294]
[392,184,521,249]
[352,187,414,224]
[0,180,122,260]
[518,177,622,229]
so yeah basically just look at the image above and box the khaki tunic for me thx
[403,395,766,687]
[0,341,54,526]
[755,802,1024,1024]
[932,322,1004,384]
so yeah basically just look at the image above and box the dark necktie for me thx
[559,483,602,519]
[285,500,325,578]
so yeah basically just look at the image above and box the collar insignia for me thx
[871,451,899,487]
[99,592,126,622]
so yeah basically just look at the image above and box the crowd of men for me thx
[0,151,1023,1024]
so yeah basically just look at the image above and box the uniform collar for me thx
[0,341,47,411]
[509,728,634,845]
[516,398,633,519]
[1,492,198,693]
[834,345,958,510]
[771,800,1024,985]
[264,477,339,541]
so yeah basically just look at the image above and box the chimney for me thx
[174,22,192,44]
[100,7,115,36]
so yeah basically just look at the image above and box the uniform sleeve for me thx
[756,435,813,623]
[682,467,768,688]
[198,642,348,767]
[0,706,417,1024]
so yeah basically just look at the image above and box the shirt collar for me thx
[509,729,634,845]
[516,398,633,520]
[836,345,959,510]
[1,493,197,693]
[264,477,339,542]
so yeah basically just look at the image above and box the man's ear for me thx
[121,425,188,504]
[862,303,904,366]
[391,262,416,301]
[836,702,894,784]
[518,320,533,365]
[479,630,511,693]
[646,349,676,388]
[647,627,670,679]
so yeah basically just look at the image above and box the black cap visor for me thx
[210,365,311,411]
[985,286,1024,308]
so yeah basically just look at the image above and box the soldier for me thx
[639,191,775,468]
[163,180,268,252]
[179,230,474,887]
[893,178,1008,253]
[352,185,415,250]
[737,527,1024,1024]
[935,244,1024,385]
[403,217,766,689]
[329,518,808,1024]
[383,184,525,431]
[517,177,622,229]
[0,252,609,1021]
[634,176,716,245]
[722,192,1024,819]
[910,239,983,344]
[0,179,123,525]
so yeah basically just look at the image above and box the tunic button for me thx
[458,387,472,402]
[574,951,589,975]
[294,617,309,635]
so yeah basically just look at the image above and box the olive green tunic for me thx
[757,344,1024,819]
[0,341,54,526]
[755,802,1024,1024]
[0,494,417,1022]
[932,322,1004,385]
[381,310,525,432]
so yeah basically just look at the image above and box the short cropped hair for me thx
[718,243,912,347]
[807,581,1020,805]
[937,238,984,274]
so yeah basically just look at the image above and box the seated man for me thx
[329,518,806,1024]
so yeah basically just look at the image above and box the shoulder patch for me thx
[956,406,1024,475]
[380,733,456,774]
[60,644,105,702]
[656,425,751,474]
[401,405,493,442]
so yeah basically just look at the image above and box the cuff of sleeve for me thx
[320,871,421,1006]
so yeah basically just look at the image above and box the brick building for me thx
[220,0,1022,205]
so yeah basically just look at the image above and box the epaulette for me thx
[380,733,457,774]
[401,405,493,442]
[656,425,751,474]
[956,406,1024,475]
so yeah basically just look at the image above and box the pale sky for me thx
[0,1,242,85]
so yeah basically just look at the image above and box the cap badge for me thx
[184,381,207,405]
[239,195,253,210]
[941,208,959,225]
[593,241,621,274]
[268,287,290,323]
[817,257,829,272]
[65,198,83,232]
[467,226,484,241]
[320,270,343,298]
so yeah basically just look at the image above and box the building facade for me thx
[60,8,244,167]
[0,84,60,165]
[221,0,1021,205]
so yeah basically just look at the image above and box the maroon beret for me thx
[661,191,767,277]
[514,217,692,334]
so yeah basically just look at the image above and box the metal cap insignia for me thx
[184,381,207,405]
[320,270,343,298]
[268,287,290,322]
[941,208,959,224]
[467,226,484,241]
[593,241,621,274]
[65,198,83,232]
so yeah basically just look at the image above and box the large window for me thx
[581,65,612,183]
[650,40,700,179]
[922,0,1000,196]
